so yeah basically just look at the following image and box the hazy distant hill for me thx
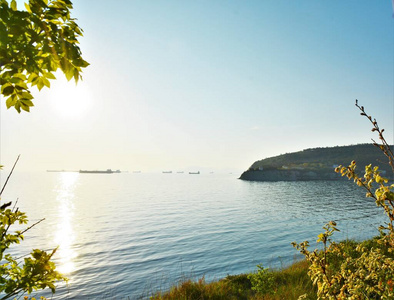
[240,144,393,182]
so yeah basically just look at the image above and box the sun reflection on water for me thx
[54,172,79,275]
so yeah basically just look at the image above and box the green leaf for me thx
[73,58,90,68]
[13,73,27,81]
[73,68,80,82]
[44,72,56,80]
[20,92,34,100]
[10,0,17,11]
[14,81,29,90]
[65,68,74,81]
[6,95,16,109]
[2,85,15,96]
[42,77,51,88]
[50,285,56,293]
[24,3,32,13]
[20,102,31,112]
[27,73,39,84]
[20,100,34,108]
[80,59,90,68]
[9,77,22,84]
[36,78,45,91]
[15,102,21,113]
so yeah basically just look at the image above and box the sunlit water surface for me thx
[1,172,385,299]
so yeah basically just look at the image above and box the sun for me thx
[48,79,93,119]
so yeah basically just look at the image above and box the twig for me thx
[355,100,394,173]
[0,155,20,197]
[11,247,58,262]
[19,218,45,235]
[11,198,18,212]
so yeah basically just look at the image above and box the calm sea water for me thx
[1,171,386,299]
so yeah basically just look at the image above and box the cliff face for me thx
[239,169,342,182]
[239,144,393,182]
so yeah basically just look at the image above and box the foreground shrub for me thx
[248,265,276,295]
[0,158,66,300]
[293,101,394,299]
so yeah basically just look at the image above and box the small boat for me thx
[189,171,200,174]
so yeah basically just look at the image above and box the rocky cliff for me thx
[240,144,393,182]
[239,169,343,181]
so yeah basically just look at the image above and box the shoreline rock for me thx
[239,169,344,182]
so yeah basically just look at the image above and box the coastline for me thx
[239,169,343,182]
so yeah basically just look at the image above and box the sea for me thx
[0,171,386,299]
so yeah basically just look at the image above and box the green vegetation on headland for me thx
[240,144,393,181]
[151,236,393,300]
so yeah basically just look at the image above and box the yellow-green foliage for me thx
[0,0,89,112]
[0,202,66,299]
[249,260,317,300]
[248,265,276,295]
[293,101,394,299]
[0,161,66,300]
[0,0,87,297]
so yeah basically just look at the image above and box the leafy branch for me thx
[0,157,66,298]
[0,0,89,112]
[0,154,20,197]
[293,100,394,299]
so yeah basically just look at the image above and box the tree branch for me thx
[0,155,20,198]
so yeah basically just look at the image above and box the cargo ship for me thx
[79,169,119,174]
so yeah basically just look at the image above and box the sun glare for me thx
[54,172,79,275]
[48,80,93,119]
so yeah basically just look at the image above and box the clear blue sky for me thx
[1,1,393,173]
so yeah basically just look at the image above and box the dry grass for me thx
[150,259,317,300]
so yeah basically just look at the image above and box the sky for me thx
[1,0,393,173]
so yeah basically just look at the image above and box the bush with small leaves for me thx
[293,100,394,299]
[0,159,66,300]
[248,264,276,295]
